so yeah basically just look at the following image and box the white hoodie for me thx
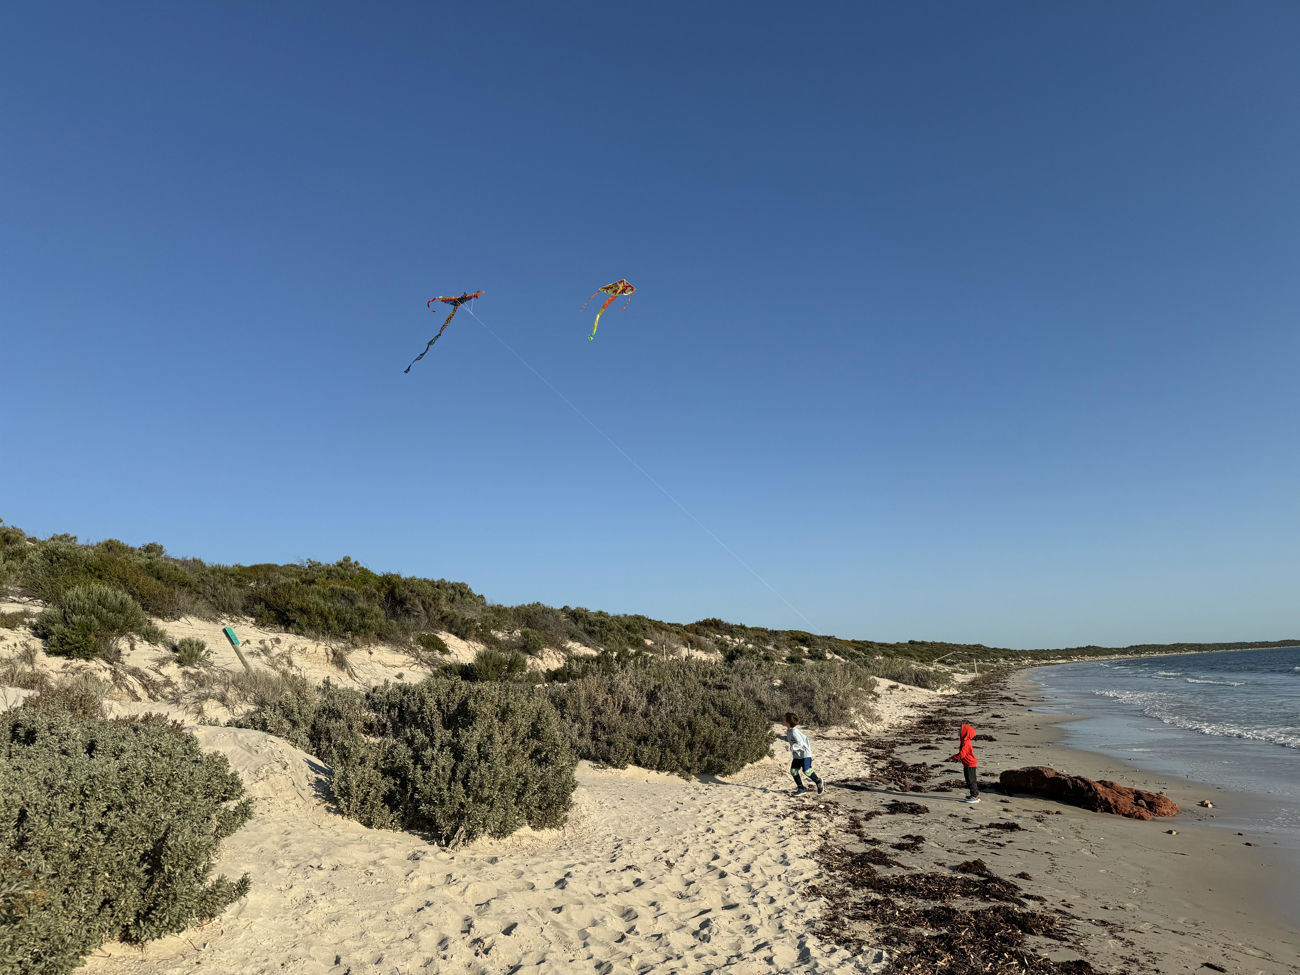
[786,726,811,760]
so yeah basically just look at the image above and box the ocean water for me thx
[1032,646,1300,842]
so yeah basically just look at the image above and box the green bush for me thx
[543,648,642,682]
[20,681,107,721]
[18,542,181,617]
[0,611,31,630]
[32,584,156,662]
[232,682,320,752]
[0,704,252,975]
[238,678,575,847]
[354,679,574,845]
[415,632,449,655]
[867,656,953,690]
[729,661,878,727]
[551,660,775,778]
[458,647,528,682]
[174,637,209,667]
[251,579,390,641]
[518,628,547,656]
[224,668,316,714]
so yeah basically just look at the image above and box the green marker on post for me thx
[222,625,253,674]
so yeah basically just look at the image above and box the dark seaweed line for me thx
[807,670,1130,975]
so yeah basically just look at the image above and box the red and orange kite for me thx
[581,280,635,341]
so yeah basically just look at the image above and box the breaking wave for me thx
[1094,688,1300,750]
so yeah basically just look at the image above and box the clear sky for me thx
[2,2,1297,649]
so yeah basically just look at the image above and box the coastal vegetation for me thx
[0,692,252,975]
[236,677,576,846]
[2,518,1296,965]
[3,521,1286,673]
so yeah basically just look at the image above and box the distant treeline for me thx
[1,520,1292,668]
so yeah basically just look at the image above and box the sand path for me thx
[79,701,919,975]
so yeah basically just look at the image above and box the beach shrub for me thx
[0,640,48,692]
[250,579,389,641]
[415,632,449,655]
[224,668,317,717]
[511,602,580,648]
[0,610,31,630]
[239,677,575,847]
[173,637,209,667]
[0,702,251,975]
[729,661,879,727]
[31,584,158,662]
[233,679,366,761]
[19,680,107,721]
[464,647,528,682]
[17,541,183,617]
[235,682,393,827]
[351,679,575,845]
[0,661,47,693]
[517,628,547,656]
[868,656,953,690]
[387,681,568,838]
[551,660,775,778]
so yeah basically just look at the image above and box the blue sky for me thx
[2,2,1297,649]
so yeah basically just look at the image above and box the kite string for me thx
[462,304,817,632]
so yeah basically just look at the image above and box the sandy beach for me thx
[813,668,1300,975]
[58,668,925,975]
[7,602,1296,975]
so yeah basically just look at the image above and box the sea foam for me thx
[1094,688,1300,750]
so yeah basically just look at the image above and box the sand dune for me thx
[2,603,934,974]
[76,702,933,975]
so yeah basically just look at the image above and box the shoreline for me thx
[1023,661,1300,856]
[814,668,1300,974]
[1005,642,1299,666]
[1010,667,1300,925]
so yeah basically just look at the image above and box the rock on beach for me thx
[998,766,1181,820]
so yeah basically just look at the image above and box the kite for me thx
[580,279,635,340]
[404,291,483,373]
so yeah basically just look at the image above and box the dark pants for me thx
[963,765,979,797]
[791,758,823,789]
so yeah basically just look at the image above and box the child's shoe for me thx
[963,795,980,804]
[792,787,808,796]
[816,782,825,795]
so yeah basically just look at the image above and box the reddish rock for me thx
[998,766,1180,820]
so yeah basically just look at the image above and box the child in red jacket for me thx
[948,723,980,804]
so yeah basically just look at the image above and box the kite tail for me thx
[588,294,617,341]
[405,340,435,373]
[405,309,458,372]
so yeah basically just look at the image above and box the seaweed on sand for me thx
[981,820,1025,832]
[891,834,926,852]
[812,669,1113,975]
[884,800,930,815]
[811,843,1104,975]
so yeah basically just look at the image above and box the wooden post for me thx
[223,626,253,674]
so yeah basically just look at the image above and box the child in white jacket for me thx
[783,712,825,796]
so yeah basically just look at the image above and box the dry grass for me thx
[0,609,33,629]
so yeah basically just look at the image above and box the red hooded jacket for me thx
[951,724,978,767]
